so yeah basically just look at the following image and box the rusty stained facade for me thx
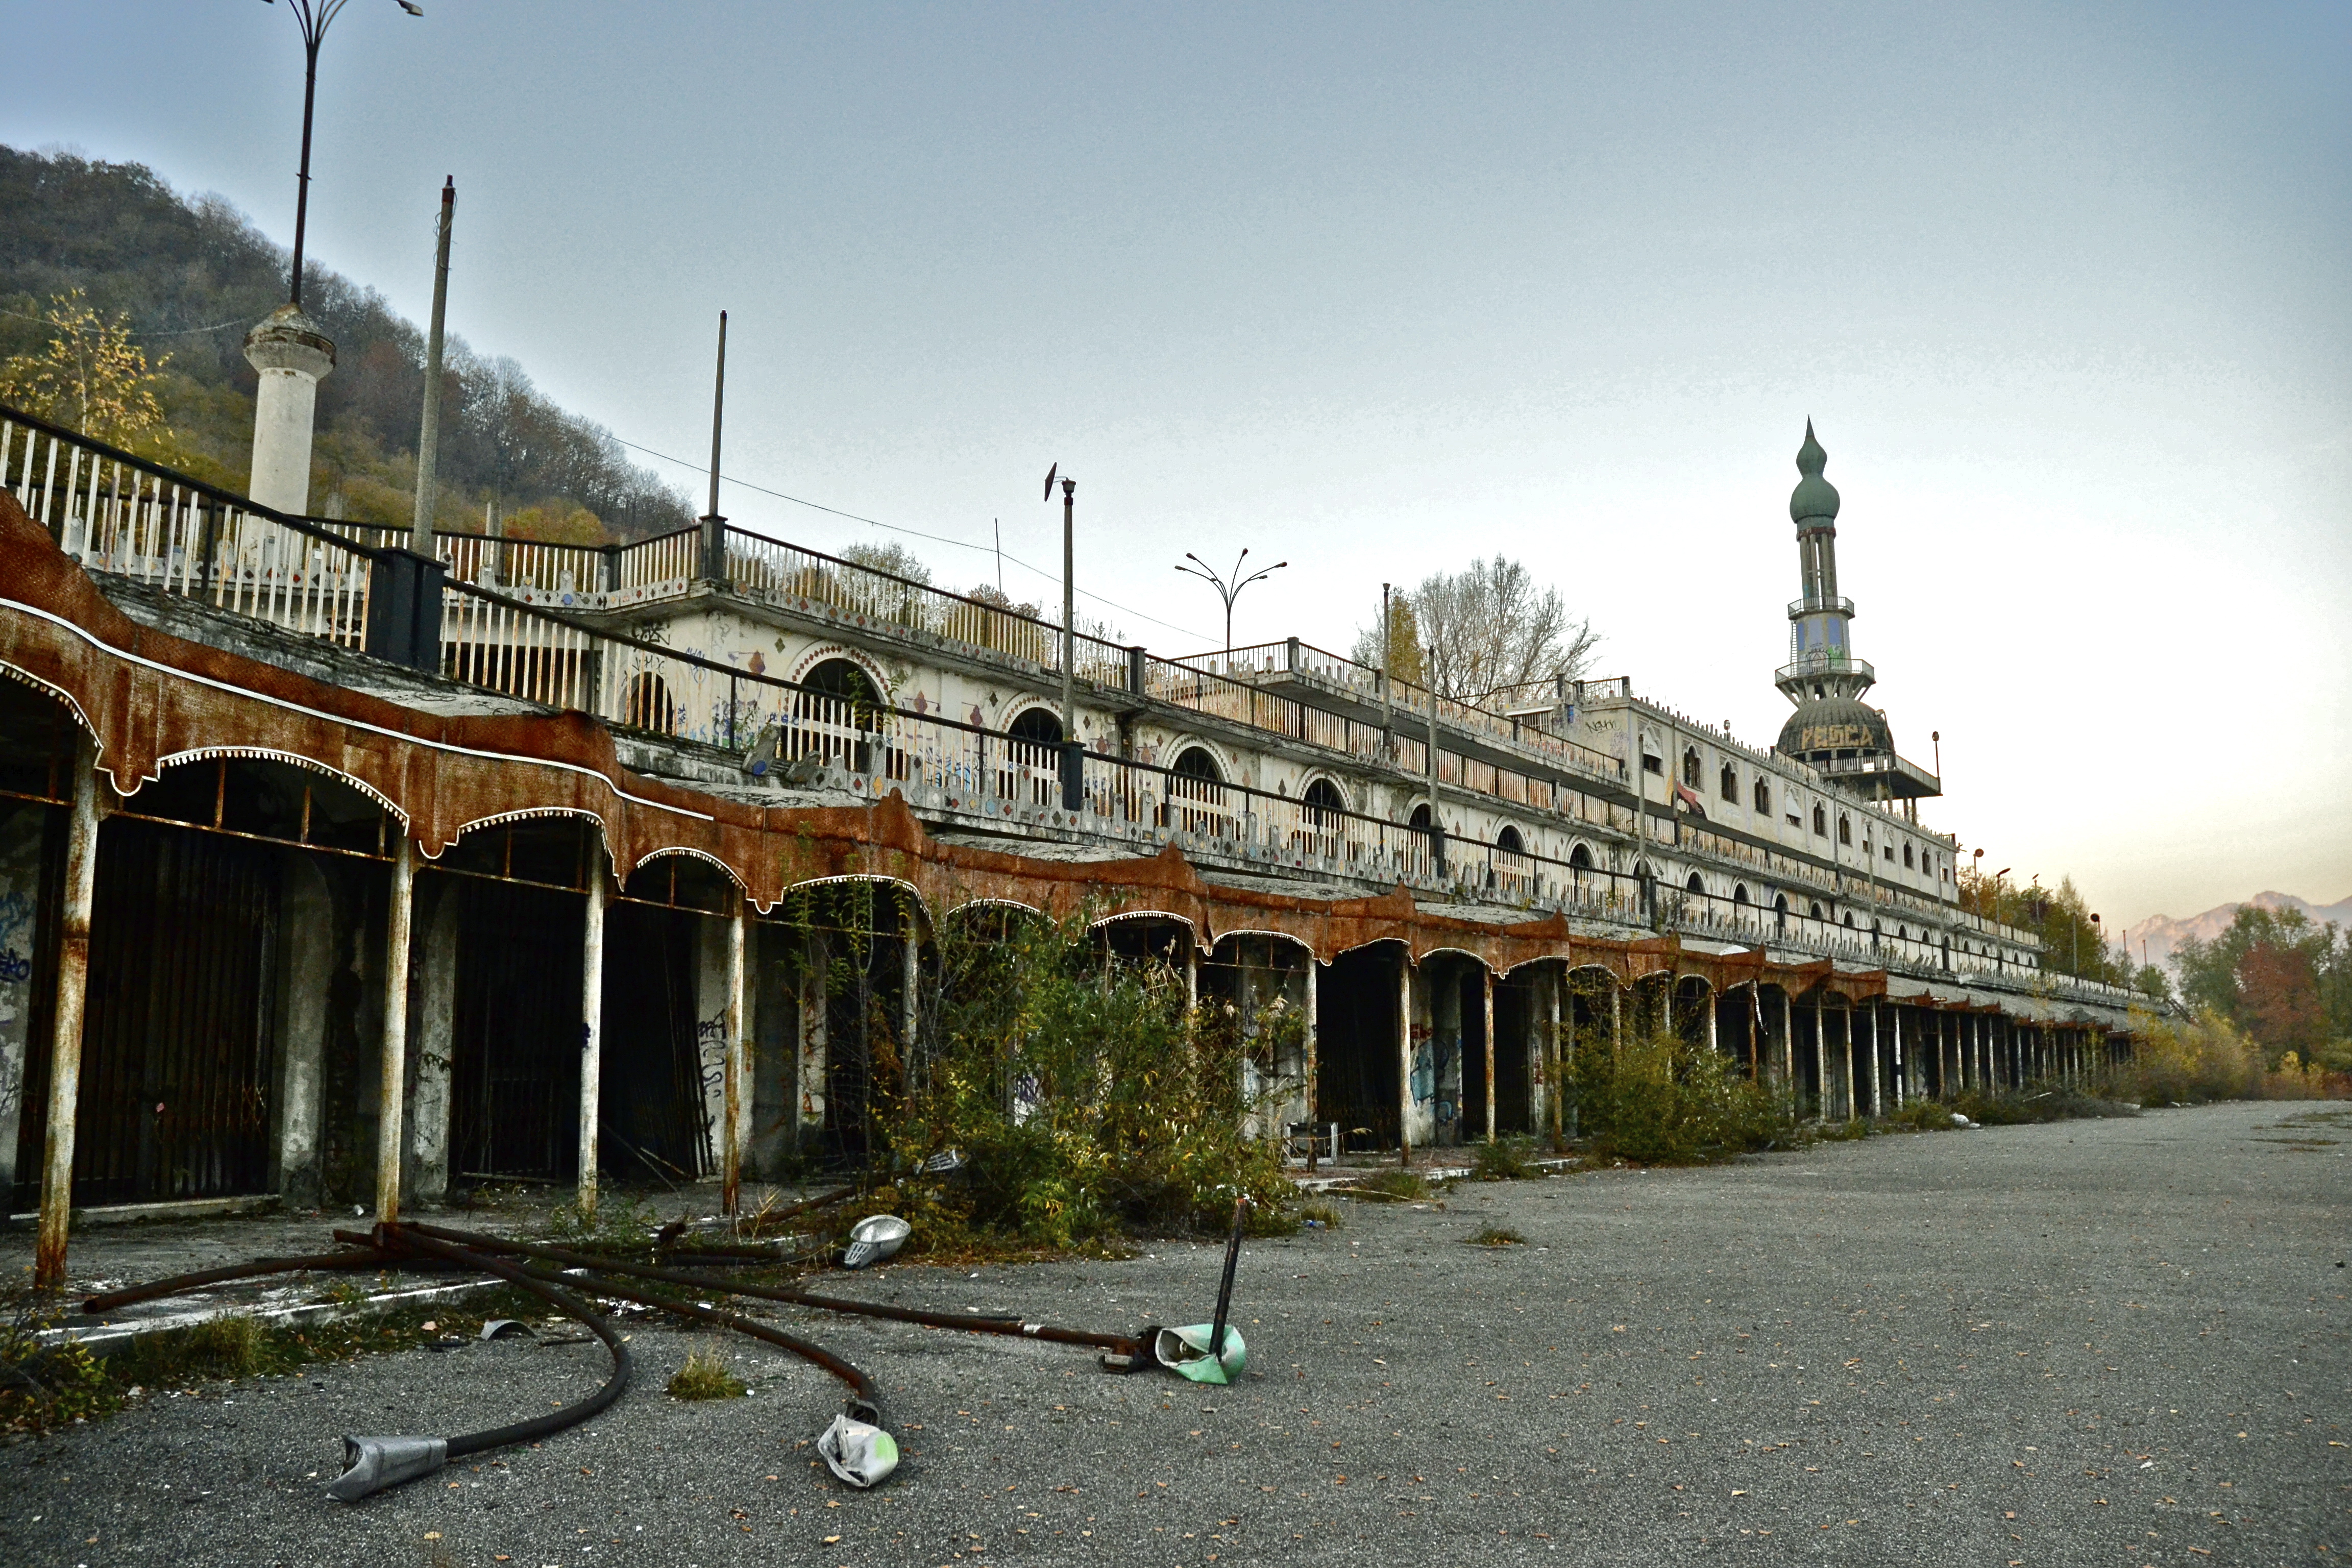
[0,486,2134,1288]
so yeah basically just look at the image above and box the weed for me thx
[0,1290,119,1435]
[1345,1168,1430,1203]
[1467,1224,1526,1247]
[667,1349,747,1401]
[1878,1100,1962,1133]
[1473,1135,1540,1181]
[1294,1199,1344,1230]
[1571,1026,1794,1164]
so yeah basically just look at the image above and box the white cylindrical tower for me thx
[242,303,335,516]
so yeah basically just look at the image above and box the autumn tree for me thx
[2174,904,2352,1069]
[1352,558,1589,704]
[0,288,173,454]
[1348,591,1426,687]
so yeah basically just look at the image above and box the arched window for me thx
[1302,776,1345,824]
[1172,746,1222,783]
[1811,804,1827,836]
[1808,901,1824,919]
[1569,843,1593,870]
[1837,814,1852,846]
[1903,843,1915,869]
[1720,764,1738,803]
[1774,893,1788,930]
[1686,872,1705,894]
[1753,779,1771,815]
[1733,884,1750,904]
[802,658,883,723]
[1496,824,1525,854]
[1842,912,1855,927]
[623,672,677,735]
[1009,706,1063,746]
[1682,748,1702,789]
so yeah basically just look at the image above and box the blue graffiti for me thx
[0,947,28,986]
[1408,1043,1434,1104]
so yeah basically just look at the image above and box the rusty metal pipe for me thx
[381,1222,882,1418]
[80,1248,429,1315]
[400,1220,1148,1359]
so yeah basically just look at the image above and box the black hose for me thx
[1209,1196,1247,1359]
[368,1227,632,1457]
[396,1221,883,1419]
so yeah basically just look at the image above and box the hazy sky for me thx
[7,2,2347,931]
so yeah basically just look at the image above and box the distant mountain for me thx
[2124,892,2352,972]
[0,144,692,542]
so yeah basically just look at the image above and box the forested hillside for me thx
[0,144,691,543]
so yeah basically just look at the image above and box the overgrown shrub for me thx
[1345,1168,1431,1202]
[667,1349,747,1401]
[1569,1026,1791,1164]
[886,907,1298,1248]
[0,1292,119,1435]
[1473,1134,1541,1181]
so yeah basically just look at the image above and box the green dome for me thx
[1776,696,1892,760]
[1790,419,1840,523]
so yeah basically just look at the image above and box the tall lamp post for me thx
[1177,549,1288,659]
[267,0,424,308]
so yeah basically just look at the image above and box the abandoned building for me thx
[0,384,2144,1285]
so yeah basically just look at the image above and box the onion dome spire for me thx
[1790,419,1840,523]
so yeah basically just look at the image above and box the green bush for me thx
[1473,1134,1540,1181]
[1569,1026,1792,1164]
[1345,1168,1430,1202]
[886,906,1298,1248]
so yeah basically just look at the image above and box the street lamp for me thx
[264,0,423,307]
[1176,549,1288,658]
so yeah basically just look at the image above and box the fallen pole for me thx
[80,1248,430,1316]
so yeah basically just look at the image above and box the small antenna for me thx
[1042,462,1059,502]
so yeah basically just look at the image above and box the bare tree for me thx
[1363,557,1596,705]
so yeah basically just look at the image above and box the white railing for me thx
[6,413,372,648]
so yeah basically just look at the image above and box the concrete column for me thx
[1540,970,1560,1147]
[722,904,747,1214]
[34,737,100,1291]
[1864,1004,1880,1117]
[901,897,920,1092]
[374,835,414,1223]
[242,305,335,517]
[1705,987,1720,1058]
[270,856,334,1208]
[1842,1004,1858,1122]
[1881,1006,1900,1114]
[1780,988,1795,1095]
[0,808,50,1205]
[577,864,606,1217]
[695,913,731,1178]
[799,928,829,1142]
[408,880,459,1206]
[1304,955,1320,1169]
[1482,967,1497,1144]
[1396,951,1413,1166]
[1811,995,1826,1120]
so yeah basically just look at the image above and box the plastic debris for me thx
[1154,1324,1248,1385]
[817,1408,901,1488]
[479,1318,535,1340]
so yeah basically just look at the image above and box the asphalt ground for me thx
[3,1099,2346,1568]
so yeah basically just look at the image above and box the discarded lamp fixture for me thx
[918,1147,969,1179]
[1154,1196,1251,1386]
[842,1214,910,1269]
[478,1318,534,1340]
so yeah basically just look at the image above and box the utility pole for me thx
[698,311,727,584]
[1045,465,1082,810]
[409,177,453,553]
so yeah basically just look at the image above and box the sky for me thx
[5,2,2347,932]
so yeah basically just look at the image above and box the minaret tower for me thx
[1775,420,1874,706]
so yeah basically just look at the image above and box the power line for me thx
[608,433,1215,646]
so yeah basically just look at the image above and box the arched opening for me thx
[1167,744,1227,835]
[1302,777,1345,818]
[1720,764,1738,804]
[1808,900,1825,919]
[1842,912,1855,927]
[799,658,886,772]
[1496,824,1525,854]
[1682,748,1702,789]
[1298,776,1348,860]
[1569,842,1593,869]
[1008,706,1063,745]
[1733,884,1750,904]
[623,672,677,736]
[1837,814,1852,846]
[1754,779,1771,815]
[1685,872,1704,894]
[1774,892,1788,931]
[1903,843,1915,869]
[1811,803,1827,836]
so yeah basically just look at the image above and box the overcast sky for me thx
[7,2,2347,933]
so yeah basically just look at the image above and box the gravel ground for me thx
[3,1099,2347,1568]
